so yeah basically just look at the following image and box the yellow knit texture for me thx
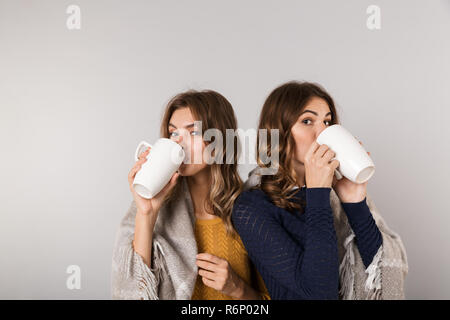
[191,217,270,300]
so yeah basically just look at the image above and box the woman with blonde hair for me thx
[111,89,269,300]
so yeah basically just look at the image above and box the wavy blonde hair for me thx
[256,81,340,214]
[160,90,243,237]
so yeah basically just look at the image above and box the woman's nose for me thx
[174,135,189,152]
[174,135,183,144]
[315,124,328,139]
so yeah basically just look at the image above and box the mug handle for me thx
[134,140,152,161]
[334,169,343,180]
[331,156,343,180]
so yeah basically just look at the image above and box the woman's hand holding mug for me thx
[304,141,340,188]
[128,146,180,216]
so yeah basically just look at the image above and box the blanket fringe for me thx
[364,244,383,299]
[134,240,166,300]
[339,232,356,300]
[339,232,384,300]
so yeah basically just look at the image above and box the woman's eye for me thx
[169,131,178,137]
[191,130,201,136]
[302,119,332,126]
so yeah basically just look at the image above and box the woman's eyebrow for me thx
[300,110,332,117]
[168,122,195,129]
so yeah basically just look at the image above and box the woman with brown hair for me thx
[111,89,269,300]
[232,81,408,300]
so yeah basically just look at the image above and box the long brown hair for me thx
[256,81,340,214]
[160,89,243,236]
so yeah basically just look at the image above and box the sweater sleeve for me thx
[111,200,162,300]
[341,198,383,269]
[232,188,339,299]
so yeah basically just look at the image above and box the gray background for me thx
[0,0,449,299]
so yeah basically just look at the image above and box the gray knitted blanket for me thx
[111,177,198,299]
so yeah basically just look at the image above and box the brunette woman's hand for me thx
[128,146,180,215]
[332,141,369,203]
[304,141,340,188]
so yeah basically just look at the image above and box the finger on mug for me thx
[305,141,320,160]
[138,149,150,160]
[316,144,331,158]
[330,159,340,170]
[322,148,336,162]
[139,157,147,164]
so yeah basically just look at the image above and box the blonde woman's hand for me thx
[128,146,180,215]
[196,253,247,299]
[304,141,340,188]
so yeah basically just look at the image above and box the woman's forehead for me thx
[169,108,196,128]
[301,97,331,116]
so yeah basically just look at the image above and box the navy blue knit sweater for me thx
[231,186,383,300]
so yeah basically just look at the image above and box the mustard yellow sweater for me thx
[191,216,270,300]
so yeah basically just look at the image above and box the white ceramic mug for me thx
[132,138,185,199]
[316,124,375,184]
